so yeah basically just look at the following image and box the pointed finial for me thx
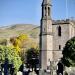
[43,0,51,5]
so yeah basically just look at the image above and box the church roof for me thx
[52,19,75,25]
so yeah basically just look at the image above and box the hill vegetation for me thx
[0,24,40,43]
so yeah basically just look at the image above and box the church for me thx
[40,0,75,70]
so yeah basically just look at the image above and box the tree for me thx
[10,34,39,62]
[10,34,29,53]
[0,45,22,71]
[25,48,39,69]
[62,37,75,67]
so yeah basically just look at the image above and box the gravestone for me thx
[17,71,22,75]
[29,68,37,75]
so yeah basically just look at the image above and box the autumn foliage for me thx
[10,34,38,55]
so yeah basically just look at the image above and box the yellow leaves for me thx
[10,34,29,53]
[10,33,39,55]
[14,39,21,47]
[9,33,39,62]
[17,34,29,41]
[14,45,20,53]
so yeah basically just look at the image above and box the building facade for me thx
[40,0,75,70]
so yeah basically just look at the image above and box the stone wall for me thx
[53,24,69,51]
[52,21,75,60]
[52,23,69,60]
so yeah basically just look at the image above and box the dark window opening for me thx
[45,7,46,16]
[48,7,50,16]
[59,45,61,50]
[58,26,61,36]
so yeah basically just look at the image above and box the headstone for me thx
[29,68,37,75]
[17,71,22,75]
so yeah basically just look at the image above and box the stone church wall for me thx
[52,22,71,60]
[52,24,69,51]
[52,20,75,60]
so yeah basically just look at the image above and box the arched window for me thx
[45,7,46,16]
[48,7,50,16]
[59,45,61,50]
[58,26,61,36]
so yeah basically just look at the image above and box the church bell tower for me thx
[40,0,53,70]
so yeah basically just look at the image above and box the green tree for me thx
[0,45,22,71]
[62,37,75,67]
[25,48,39,69]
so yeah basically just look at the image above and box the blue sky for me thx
[0,0,75,26]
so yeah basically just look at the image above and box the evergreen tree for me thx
[62,37,75,67]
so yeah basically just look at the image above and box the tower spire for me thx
[42,0,52,20]
[43,0,51,5]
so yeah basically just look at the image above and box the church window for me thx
[45,7,46,16]
[48,7,50,16]
[58,26,61,36]
[59,45,61,50]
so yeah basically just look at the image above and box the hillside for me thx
[0,24,40,43]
